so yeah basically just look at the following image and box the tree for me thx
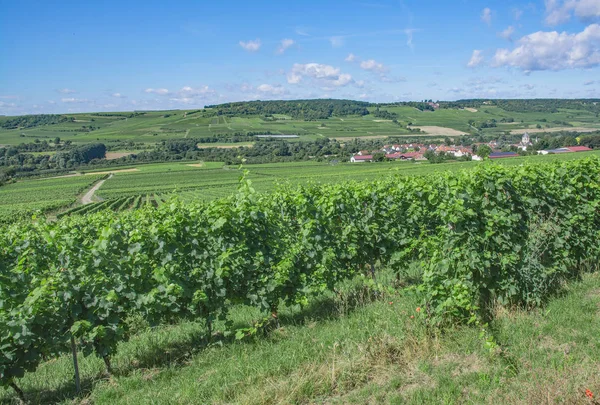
[372,152,386,162]
[477,144,492,159]
[54,137,61,145]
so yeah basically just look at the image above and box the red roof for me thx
[566,146,593,152]
[353,155,373,160]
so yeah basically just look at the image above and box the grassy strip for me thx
[2,271,599,404]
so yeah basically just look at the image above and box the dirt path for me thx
[81,174,112,204]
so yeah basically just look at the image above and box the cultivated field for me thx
[3,151,599,223]
[2,103,599,147]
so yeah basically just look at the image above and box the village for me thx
[350,132,593,163]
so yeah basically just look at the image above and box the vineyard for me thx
[0,175,104,224]
[1,157,599,402]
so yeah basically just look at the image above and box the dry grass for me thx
[407,126,468,136]
[105,152,134,160]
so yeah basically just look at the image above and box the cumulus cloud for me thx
[276,39,295,54]
[239,39,261,52]
[346,54,400,82]
[546,0,600,25]
[584,80,596,85]
[492,24,600,71]
[360,59,388,73]
[467,50,485,68]
[61,98,88,103]
[499,26,515,41]
[144,88,170,95]
[287,63,353,87]
[57,88,76,94]
[256,84,287,96]
[481,8,493,26]
[111,93,126,98]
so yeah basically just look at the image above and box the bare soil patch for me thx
[510,127,599,134]
[408,126,468,136]
[186,163,205,168]
[196,143,253,149]
[105,152,134,160]
[84,168,139,176]
[464,108,478,112]
[40,173,81,180]
[331,135,389,140]
[373,119,393,122]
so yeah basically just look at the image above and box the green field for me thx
[2,103,598,147]
[2,151,600,222]
[94,150,600,201]
[0,175,103,223]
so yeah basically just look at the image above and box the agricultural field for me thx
[381,105,600,135]
[0,174,104,223]
[2,151,600,223]
[94,149,600,202]
[1,157,600,404]
[2,101,599,147]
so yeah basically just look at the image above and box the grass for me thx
[2,268,599,404]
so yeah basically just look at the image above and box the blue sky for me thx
[1,0,599,115]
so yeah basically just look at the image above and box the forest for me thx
[204,99,371,120]
[441,99,600,114]
[0,114,74,129]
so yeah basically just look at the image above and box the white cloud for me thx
[57,88,76,94]
[145,88,170,95]
[492,24,600,71]
[584,80,596,85]
[144,86,216,103]
[522,84,536,90]
[499,26,515,41]
[329,36,344,47]
[111,93,126,98]
[287,63,353,87]
[481,8,493,26]
[178,86,214,97]
[276,39,295,54]
[61,98,88,103]
[256,84,287,96]
[0,101,17,108]
[239,39,261,52]
[360,59,388,73]
[467,50,485,68]
[546,0,600,25]
[345,53,356,62]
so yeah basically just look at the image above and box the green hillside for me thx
[1,99,599,146]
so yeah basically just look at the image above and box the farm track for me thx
[81,174,113,204]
